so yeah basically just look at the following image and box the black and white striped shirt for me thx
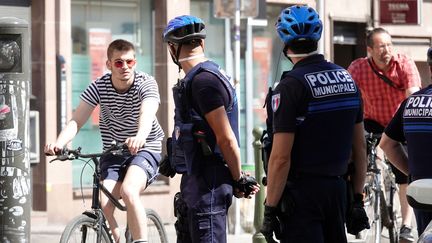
[80,71,164,153]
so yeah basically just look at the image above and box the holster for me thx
[277,186,295,217]
[174,192,190,241]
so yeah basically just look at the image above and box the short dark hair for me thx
[107,39,135,59]
[284,39,318,55]
[366,27,390,47]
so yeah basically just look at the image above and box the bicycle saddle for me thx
[407,179,432,211]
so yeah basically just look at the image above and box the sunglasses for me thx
[113,59,136,68]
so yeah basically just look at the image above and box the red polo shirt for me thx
[348,54,421,127]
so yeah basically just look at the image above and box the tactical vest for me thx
[402,86,432,178]
[266,57,361,176]
[171,61,239,175]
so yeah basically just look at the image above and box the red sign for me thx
[89,29,112,125]
[380,0,420,24]
[252,37,272,124]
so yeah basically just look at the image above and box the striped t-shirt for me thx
[80,71,164,153]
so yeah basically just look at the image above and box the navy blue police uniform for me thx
[272,54,362,242]
[384,85,432,235]
[171,60,239,243]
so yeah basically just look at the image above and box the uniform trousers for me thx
[178,164,233,243]
[279,175,347,243]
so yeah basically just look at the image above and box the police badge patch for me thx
[272,93,280,112]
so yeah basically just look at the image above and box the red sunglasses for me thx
[113,59,136,68]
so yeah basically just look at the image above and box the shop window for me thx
[70,0,155,188]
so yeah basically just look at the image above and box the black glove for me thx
[159,155,176,178]
[233,172,258,198]
[260,205,281,243]
[346,193,370,235]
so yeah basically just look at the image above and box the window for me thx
[70,0,154,188]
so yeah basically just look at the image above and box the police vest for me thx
[402,86,432,178]
[284,59,361,176]
[170,61,239,175]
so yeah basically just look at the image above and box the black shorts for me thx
[389,161,408,184]
[100,150,161,185]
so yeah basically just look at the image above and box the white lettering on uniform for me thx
[336,71,346,82]
[403,95,432,119]
[305,69,357,98]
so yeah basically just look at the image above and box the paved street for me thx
[31,223,417,243]
[31,210,418,243]
[31,218,254,243]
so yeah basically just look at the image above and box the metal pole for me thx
[245,18,253,165]
[316,0,325,55]
[57,55,67,130]
[252,127,266,243]
[225,18,233,77]
[234,0,242,235]
[0,17,31,243]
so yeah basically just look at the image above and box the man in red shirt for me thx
[348,27,421,242]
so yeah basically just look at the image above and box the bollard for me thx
[0,17,31,243]
[252,127,266,243]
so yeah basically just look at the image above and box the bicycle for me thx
[358,133,400,243]
[49,142,168,243]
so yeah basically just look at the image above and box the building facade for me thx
[1,0,431,226]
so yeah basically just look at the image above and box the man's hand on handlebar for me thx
[125,136,146,155]
[44,143,63,156]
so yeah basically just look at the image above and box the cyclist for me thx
[161,15,259,243]
[260,5,368,242]
[44,39,164,243]
[379,46,432,237]
[348,27,421,242]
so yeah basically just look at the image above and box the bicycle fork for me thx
[91,158,104,243]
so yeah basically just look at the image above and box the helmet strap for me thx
[286,50,318,58]
[168,43,183,72]
[178,53,205,62]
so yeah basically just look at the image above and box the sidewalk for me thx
[31,210,417,243]
[30,211,254,243]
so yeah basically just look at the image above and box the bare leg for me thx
[101,179,122,243]
[399,183,414,226]
[121,165,148,240]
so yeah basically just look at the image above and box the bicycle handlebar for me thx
[48,142,128,163]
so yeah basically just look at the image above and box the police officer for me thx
[161,15,259,243]
[379,47,432,236]
[260,5,368,243]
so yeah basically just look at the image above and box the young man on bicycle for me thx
[260,5,368,242]
[348,27,421,242]
[45,39,164,243]
[161,15,259,243]
[380,46,432,237]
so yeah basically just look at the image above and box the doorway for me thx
[333,21,367,69]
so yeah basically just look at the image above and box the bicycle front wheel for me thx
[60,214,113,243]
[360,179,382,243]
[146,208,168,243]
[366,190,382,243]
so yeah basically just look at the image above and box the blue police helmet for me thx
[275,5,323,45]
[163,15,206,44]
[428,47,432,65]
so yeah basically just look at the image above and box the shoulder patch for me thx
[272,93,281,112]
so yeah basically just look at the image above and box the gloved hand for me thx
[233,172,258,198]
[159,155,176,178]
[260,205,281,243]
[346,193,370,235]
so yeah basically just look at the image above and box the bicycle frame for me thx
[362,133,400,243]
[54,145,168,243]
[365,134,383,243]
[90,154,132,242]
